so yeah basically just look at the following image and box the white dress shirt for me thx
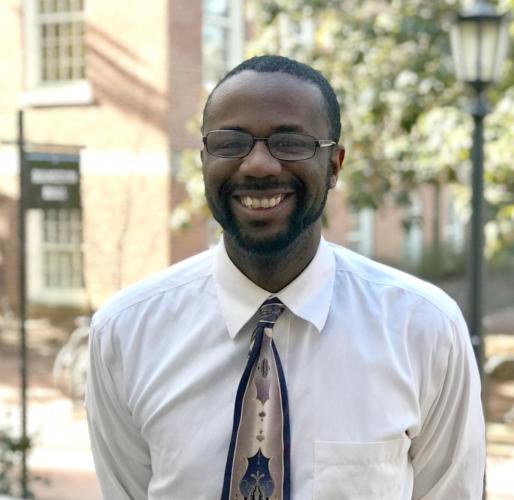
[86,238,485,499]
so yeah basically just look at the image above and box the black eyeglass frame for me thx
[202,130,337,161]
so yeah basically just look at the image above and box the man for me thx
[86,55,485,499]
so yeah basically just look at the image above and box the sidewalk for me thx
[0,323,101,500]
[0,385,101,500]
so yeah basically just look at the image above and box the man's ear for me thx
[329,145,345,189]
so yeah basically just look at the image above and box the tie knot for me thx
[258,297,285,326]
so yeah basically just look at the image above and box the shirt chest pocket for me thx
[313,436,411,500]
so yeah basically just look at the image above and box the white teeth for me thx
[240,194,284,209]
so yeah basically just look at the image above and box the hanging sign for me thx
[26,153,81,209]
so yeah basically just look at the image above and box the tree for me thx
[173,0,514,258]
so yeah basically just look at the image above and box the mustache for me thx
[221,178,303,196]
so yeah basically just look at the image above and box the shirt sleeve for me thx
[409,306,486,499]
[85,322,152,500]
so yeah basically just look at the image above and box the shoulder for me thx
[326,243,472,384]
[91,248,215,332]
[328,242,462,325]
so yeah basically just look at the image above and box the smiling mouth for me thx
[237,193,289,209]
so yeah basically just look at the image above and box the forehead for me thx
[204,71,329,136]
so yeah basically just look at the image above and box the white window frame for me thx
[346,207,374,257]
[443,189,465,251]
[277,13,315,54]
[22,0,93,107]
[27,208,87,306]
[202,0,244,90]
[403,193,424,264]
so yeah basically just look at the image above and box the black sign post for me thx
[14,110,81,497]
[17,110,29,499]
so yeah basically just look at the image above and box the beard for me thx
[205,168,332,256]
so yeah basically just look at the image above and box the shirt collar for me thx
[213,236,336,338]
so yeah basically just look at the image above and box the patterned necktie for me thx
[221,297,290,500]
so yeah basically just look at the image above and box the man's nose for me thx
[239,139,283,177]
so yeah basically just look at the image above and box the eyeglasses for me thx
[202,130,336,161]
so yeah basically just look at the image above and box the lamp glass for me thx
[451,20,480,81]
[451,14,509,84]
[480,20,502,81]
[492,19,510,81]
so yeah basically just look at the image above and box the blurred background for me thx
[0,0,513,498]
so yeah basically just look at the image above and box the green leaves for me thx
[0,428,33,496]
[248,0,514,257]
[172,0,514,258]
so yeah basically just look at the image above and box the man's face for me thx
[201,71,343,255]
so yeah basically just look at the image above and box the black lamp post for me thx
[450,1,510,375]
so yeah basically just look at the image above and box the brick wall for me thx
[0,0,202,312]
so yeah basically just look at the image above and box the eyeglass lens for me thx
[205,131,316,160]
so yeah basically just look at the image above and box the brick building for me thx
[0,0,244,315]
[0,0,463,319]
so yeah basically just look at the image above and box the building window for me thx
[346,207,374,257]
[443,190,465,251]
[277,13,315,55]
[42,209,84,289]
[37,0,86,84]
[403,193,423,264]
[22,0,91,106]
[202,0,244,89]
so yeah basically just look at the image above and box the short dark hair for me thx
[203,55,341,142]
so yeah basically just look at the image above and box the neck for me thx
[224,225,321,292]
